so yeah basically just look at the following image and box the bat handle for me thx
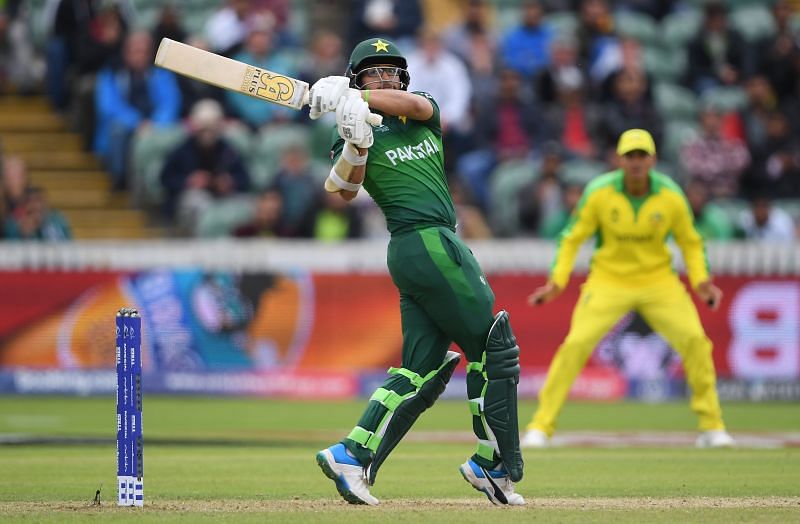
[302,90,383,127]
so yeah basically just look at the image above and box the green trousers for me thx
[343,225,499,468]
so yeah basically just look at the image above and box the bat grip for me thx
[303,90,383,126]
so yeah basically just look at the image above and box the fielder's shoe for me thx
[459,459,525,506]
[520,429,550,448]
[696,430,735,448]
[316,443,379,505]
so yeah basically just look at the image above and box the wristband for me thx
[327,167,362,192]
[362,89,370,103]
[341,142,368,166]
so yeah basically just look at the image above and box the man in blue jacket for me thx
[94,31,181,189]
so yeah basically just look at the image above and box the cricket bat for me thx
[154,38,382,126]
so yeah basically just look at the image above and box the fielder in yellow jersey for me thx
[522,129,735,449]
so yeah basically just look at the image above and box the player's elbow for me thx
[409,96,434,120]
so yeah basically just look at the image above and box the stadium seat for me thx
[700,86,749,113]
[774,199,800,224]
[488,158,539,236]
[561,159,607,186]
[249,124,312,190]
[614,11,659,46]
[543,11,579,38]
[731,5,777,42]
[662,120,700,168]
[643,45,687,83]
[712,198,749,227]
[130,126,187,207]
[196,196,257,238]
[660,9,702,49]
[654,82,699,122]
[222,125,254,158]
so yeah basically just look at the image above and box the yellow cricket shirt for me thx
[550,169,710,290]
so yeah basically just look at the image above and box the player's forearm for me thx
[340,164,366,201]
[363,90,433,120]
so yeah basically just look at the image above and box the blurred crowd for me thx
[1,0,800,241]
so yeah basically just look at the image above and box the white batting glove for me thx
[336,92,373,148]
[308,76,350,120]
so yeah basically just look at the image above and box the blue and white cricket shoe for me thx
[459,458,525,506]
[316,444,379,506]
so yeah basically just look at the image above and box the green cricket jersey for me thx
[331,92,456,235]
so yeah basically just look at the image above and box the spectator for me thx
[597,37,651,103]
[597,67,662,158]
[684,179,734,241]
[0,0,44,93]
[738,194,796,241]
[94,31,181,189]
[499,0,554,80]
[519,142,566,234]
[450,179,492,239]
[151,3,186,50]
[741,75,780,156]
[614,0,673,20]
[685,2,749,94]
[1,155,28,214]
[744,111,800,199]
[205,0,256,55]
[407,26,473,166]
[269,143,321,237]
[72,1,128,150]
[4,187,71,241]
[234,189,287,238]
[44,0,134,109]
[542,66,600,160]
[576,0,618,83]
[537,182,584,239]
[226,15,295,129]
[442,0,495,63]
[535,35,585,105]
[160,99,251,235]
[457,68,543,211]
[299,30,346,84]
[753,0,800,103]
[313,191,364,241]
[348,0,423,50]
[442,0,496,103]
[681,105,750,199]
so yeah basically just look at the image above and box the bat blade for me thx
[154,38,382,125]
[154,38,308,110]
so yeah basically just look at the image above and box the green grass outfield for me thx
[1,397,798,523]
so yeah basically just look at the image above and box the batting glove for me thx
[308,76,350,120]
[336,92,373,148]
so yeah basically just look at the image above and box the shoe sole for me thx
[315,450,368,505]
[459,463,506,505]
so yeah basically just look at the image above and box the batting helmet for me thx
[346,38,410,90]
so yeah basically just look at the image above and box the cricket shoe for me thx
[316,443,379,505]
[696,430,735,448]
[520,429,550,448]
[459,459,525,506]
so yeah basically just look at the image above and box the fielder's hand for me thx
[308,76,350,120]
[527,281,562,306]
[695,281,723,311]
[337,93,373,148]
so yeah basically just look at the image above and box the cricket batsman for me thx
[306,38,525,506]
[521,129,735,449]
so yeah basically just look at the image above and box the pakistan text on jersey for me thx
[384,139,440,166]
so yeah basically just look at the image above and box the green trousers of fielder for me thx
[342,226,524,485]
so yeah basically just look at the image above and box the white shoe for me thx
[459,459,526,506]
[520,429,550,448]
[316,444,379,505]
[696,430,735,448]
